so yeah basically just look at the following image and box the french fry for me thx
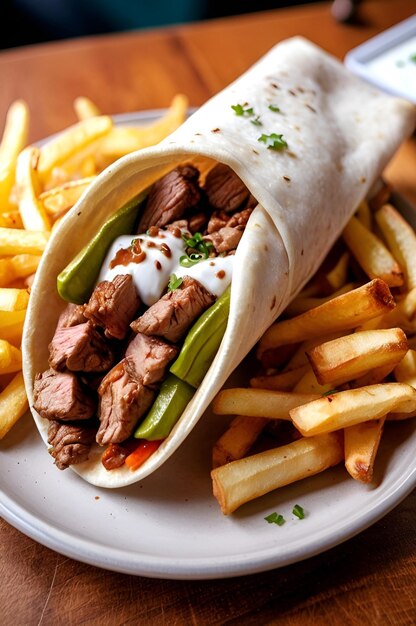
[325,252,351,291]
[211,432,343,514]
[15,146,51,231]
[257,280,395,357]
[212,415,268,468]
[37,115,113,182]
[0,255,41,288]
[284,282,355,317]
[98,94,188,160]
[358,287,416,333]
[0,288,29,311]
[375,203,416,291]
[0,318,24,346]
[342,216,404,287]
[307,328,408,386]
[344,418,385,483]
[0,371,28,438]
[73,96,101,120]
[0,100,29,210]
[39,176,95,218]
[355,199,372,230]
[250,365,308,391]
[213,388,319,419]
[293,366,335,394]
[0,339,22,373]
[352,363,396,388]
[394,349,416,388]
[0,211,24,229]
[290,383,416,436]
[0,227,49,255]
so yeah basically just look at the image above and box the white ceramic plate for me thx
[1,112,415,580]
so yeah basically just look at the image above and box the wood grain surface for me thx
[1,1,415,624]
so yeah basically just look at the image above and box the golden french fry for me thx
[344,418,385,483]
[394,349,416,388]
[213,388,319,419]
[0,255,41,288]
[368,179,392,211]
[0,308,26,328]
[375,203,416,291]
[0,100,29,210]
[358,287,416,333]
[211,432,343,514]
[0,371,28,438]
[98,94,188,160]
[325,252,351,291]
[0,227,49,255]
[352,363,396,388]
[212,415,268,468]
[342,215,403,287]
[284,282,355,317]
[355,199,372,230]
[15,146,51,231]
[250,365,308,391]
[0,288,29,311]
[37,115,113,182]
[293,366,335,394]
[258,280,395,358]
[307,328,408,386]
[0,339,22,373]
[39,176,95,217]
[290,383,416,436]
[0,211,24,229]
[73,96,101,121]
[0,319,24,346]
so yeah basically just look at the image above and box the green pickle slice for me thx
[57,191,147,304]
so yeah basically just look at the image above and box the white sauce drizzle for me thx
[98,230,233,305]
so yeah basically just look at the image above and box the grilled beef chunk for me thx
[204,163,250,213]
[206,226,243,254]
[131,276,215,343]
[227,207,253,229]
[34,369,96,422]
[49,321,114,373]
[207,210,229,234]
[84,274,140,340]
[137,165,201,232]
[48,420,96,470]
[58,303,87,328]
[97,333,178,444]
[125,332,178,386]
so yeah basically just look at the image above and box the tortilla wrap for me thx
[23,37,415,487]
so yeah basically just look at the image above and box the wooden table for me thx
[1,1,415,623]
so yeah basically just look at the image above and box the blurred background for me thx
[2,0,324,49]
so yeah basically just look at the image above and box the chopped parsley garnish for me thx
[231,103,254,117]
[168,274,183,291]
[180,231,213,268]
[264,512,285,526]
[268,104,281,113]
[258,133,288,151]
[250,115,262,126]
[292,504,305,520]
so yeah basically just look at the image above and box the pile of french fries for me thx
[0,94,188,439]
[211,186,416,515]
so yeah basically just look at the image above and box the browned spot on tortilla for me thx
[283,175,291,182]
[211,128,221,133]
[306,104,317,113]
[252,149,259,155]
[288,89,297,96]
[361,176,367,183]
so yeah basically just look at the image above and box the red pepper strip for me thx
[125,439,164,471]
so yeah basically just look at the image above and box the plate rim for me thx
[1,109,416,580]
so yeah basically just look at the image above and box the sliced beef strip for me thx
[84,274,140,340]
[131,276,215,343]
[48,321,115,373]
[207,210,229,234]
[33,369,97,422]
[226,207,253,229]
[57,303,87,328]
[125,332,178,386]
[204,163,250,213]
[48,420,96,470]
[206,226,243,254]
[137,165,201,232]
[96,333,178,445]
[96,362,155,445]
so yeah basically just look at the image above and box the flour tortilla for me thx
[23,37,415,487]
